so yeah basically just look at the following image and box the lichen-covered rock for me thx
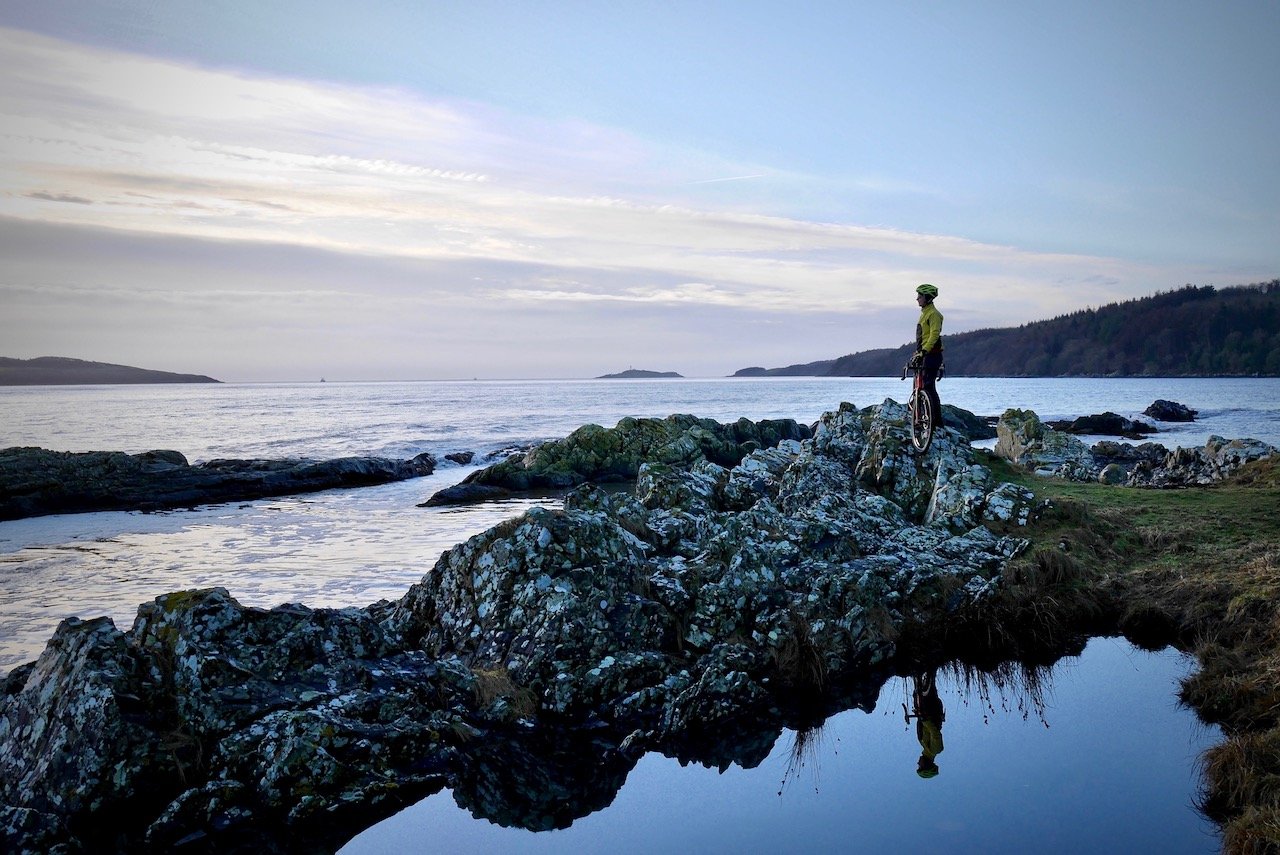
[395,398,1028,724]
[995,409,1099,480]
[995,410,1275,488]
[423,414,811,505]
[3,400,1034,851]
[979,482,1041,526]
[1098,463,1127,485]
[1132,436,1277,487]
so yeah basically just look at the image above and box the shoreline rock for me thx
[994,408,1275,486]
[1044,411,1156,439]
[421,414,811,506]
[1144,399,1198,422]
[0,448,436,521]
[0,399,1037,851]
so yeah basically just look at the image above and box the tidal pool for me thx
[341,638,1220,854]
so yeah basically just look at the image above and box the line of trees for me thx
[743,281,1280,377]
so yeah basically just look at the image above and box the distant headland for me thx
[0,357,220,385]
[732,281,1280,378]
[595,369,683,379]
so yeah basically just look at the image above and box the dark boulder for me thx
[444,451,476,465]
[941,405,997,440]
[1045,412,1156,439]
[0,448,436,521]
[1143,400,1198,422]
[419,482,512,506]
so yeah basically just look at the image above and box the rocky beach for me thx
[1,399,1278,853]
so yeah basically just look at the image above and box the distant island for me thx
[596,369,684,379]
[735,280,1280,377]
[0,357,220,385]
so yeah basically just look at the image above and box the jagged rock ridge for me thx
[0,400,1036,851]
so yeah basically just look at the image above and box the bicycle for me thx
[901,360,935,453]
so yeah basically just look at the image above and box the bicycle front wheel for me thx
[910,388,934,453]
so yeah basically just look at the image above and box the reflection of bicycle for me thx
[901,361,934,453]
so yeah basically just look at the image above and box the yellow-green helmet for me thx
[916,283,939,299]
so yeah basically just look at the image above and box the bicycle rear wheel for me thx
[910,388,934,453]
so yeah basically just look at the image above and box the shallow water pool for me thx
[341,639,1220,854]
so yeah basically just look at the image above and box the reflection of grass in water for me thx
[777,659,1057,801]
[778,722,830,797]
[942,660,1053,728]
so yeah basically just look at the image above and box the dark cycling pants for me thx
[921,350,943,425]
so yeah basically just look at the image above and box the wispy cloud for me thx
[0,26,1259,378]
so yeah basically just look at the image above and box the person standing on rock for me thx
[910,283,944,426]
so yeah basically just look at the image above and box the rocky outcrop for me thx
[421,414,811,506]
[994,409,1099,480]
[1128,436,1278,487]
[940,405,997,440]
[0,448,436,521]
[1045,412,1156,439]
[994,409,1276,487]
[1,400,1034,852]
[1144,399,1198,422]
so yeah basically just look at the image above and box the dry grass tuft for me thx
[472,665,539,721]
[1201,729,1280,819]
[1222,805,1280,855]
[772,611,828,694]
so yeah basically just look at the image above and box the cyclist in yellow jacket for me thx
[910,283,944,426]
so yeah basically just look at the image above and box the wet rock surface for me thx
[421,414,811,506]
[0,448,437,521]
[2,400,1035,852]
[1143,399,1198,422]
[1045,411,1156,439]
[995,408,1276,486]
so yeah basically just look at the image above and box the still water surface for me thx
[342,639,1219,855]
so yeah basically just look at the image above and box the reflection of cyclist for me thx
[908,284,944,426]
[907,670,945,778]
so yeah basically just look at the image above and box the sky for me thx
[0,1,1277,381]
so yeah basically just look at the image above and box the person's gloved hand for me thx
[908,351,924,369]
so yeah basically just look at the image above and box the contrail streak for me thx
[689,174,766,184]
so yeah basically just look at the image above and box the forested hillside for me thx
[737,281,1280,377]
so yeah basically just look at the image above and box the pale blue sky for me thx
[1,1,1276,379]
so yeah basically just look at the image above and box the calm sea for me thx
[2,376,1264,852]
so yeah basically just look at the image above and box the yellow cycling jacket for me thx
[916,302,944,354]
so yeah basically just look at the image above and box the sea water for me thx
[2,376,1277,672]
[0,377,1265,851]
